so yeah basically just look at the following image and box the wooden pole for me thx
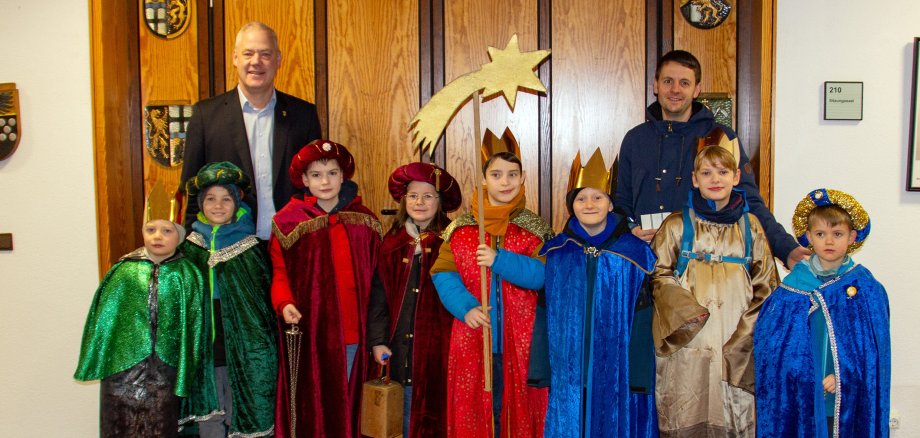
[472,91,493,394]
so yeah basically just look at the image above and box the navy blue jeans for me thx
[492,353,504,438]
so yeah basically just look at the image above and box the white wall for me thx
[775,0,920,435]
[0,1,99,436]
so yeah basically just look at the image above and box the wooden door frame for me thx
[90,0,143,277]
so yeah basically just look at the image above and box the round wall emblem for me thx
[142,0,191,39]
[679,0,732,29]
[0,83,21,161]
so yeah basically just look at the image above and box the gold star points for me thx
[408,34,551,154]
[479,35,550,109]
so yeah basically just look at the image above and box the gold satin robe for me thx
[650,211,777,437]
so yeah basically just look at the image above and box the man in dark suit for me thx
[181,21,322,239]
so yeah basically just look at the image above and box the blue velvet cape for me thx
[753,264,890,437]
[540,216,658,437]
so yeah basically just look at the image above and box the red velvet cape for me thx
[446,222,549,438]
[375,228,453,437]
[270,195,381,438]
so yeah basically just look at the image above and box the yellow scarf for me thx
[470,187,526,236]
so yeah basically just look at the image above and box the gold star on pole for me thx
[479,35,550,109]
[409,34,551,155]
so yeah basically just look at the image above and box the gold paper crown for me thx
[144,180,182,224]
[567,149,611,194]
[697,127,741,166]
[480,128,522,166]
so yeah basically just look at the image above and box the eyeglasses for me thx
[405,193,439,203]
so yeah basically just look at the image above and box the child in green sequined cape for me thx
[75,219,206,438]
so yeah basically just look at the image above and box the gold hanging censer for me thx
[285,324,302,437]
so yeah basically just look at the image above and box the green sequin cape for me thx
[74,249,206,397]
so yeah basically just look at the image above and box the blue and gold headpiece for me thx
[792,188,870,253]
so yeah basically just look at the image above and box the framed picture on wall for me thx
[907,37,920,190]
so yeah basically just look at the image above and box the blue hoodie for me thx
[614,101,799,264]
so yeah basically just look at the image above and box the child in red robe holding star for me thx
[431,129,552,438]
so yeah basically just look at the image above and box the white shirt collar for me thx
[237,87,277,112]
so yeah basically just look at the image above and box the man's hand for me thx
[282,304,302,324]
[463,306,492,330]
[786,245,812,270]
[372,345,393,365]
[631,227,657,242]
[476,244,497,267]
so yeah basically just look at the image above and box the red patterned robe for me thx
[437,210,552,438]
[270,194,382,438]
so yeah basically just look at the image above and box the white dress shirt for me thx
[239,88,277,239]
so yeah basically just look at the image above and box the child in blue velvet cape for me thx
[754,188,890,437]
[532,149,658,437]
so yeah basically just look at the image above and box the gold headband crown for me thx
[145,180,182,224]
[567,148,611,194]
[480,128,522,166]
[697,127,741,166]
[792,188,871,253]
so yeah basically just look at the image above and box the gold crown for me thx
[480,128,522,166]
[696,127,740,166]
[567,149,611,193]
[791,188,870,253]
[144,180,182,224]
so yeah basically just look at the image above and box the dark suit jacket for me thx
[181,88,322,226]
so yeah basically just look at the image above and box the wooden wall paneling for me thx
[197,0,224,100]
[537,0,552,221]
[139,0,200,208]
[737,0,774,206]
[419,0,447,167]
[758,0,776,209]
[91,0,143,276]
[737,0,759,176]
[647,0,675,106]
[661,0,675,55]
[550,0,646,230]
[223,0,316,104]
[314,0,328,131]
[646,0,659,106]
[196,0,212,100]
[444,0,539,214]
[673,1,737,125]
[327,1,420,220]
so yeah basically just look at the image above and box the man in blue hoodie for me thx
[615,50,809,268]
